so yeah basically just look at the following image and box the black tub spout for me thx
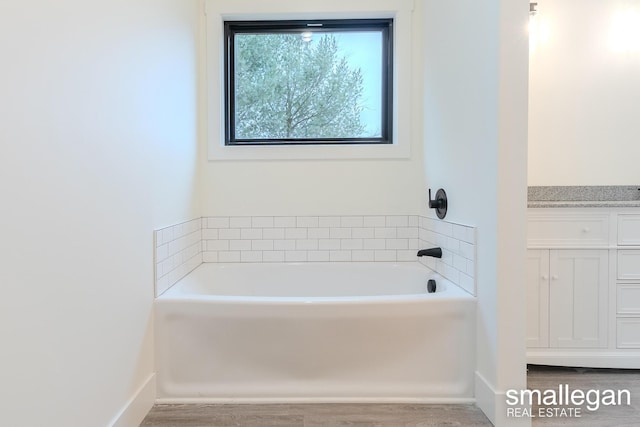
[417,247,442,258]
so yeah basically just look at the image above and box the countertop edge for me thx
[528,201,640,208]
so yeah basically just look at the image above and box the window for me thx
[224,19,393,145]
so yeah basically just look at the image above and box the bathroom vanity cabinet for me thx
[527,248,608,349]
[526,208,640,368]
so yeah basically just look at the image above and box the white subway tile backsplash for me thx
[352,250,374,262]
[157,216,476,297]
[330,250,351,262]
[340,216,364,228]
[375,250,396,262]
[252,216,274,228]
[437,260,460,285]
[454,254,467,272]
[447,237,460,254]
[319,239,341,250]
[464,227,476,244]
[297,216,319,228]
[467,259,476,278]
[168,240,180,256]
[252,239,274,251]
[441,249,454,267]
[160,259,172,275]
[274,239,296,251]
[167,268,180,286]
[453,224,467,241]
[459,273,475,295]
[286,250,307,262]
[157,276,169,295]
[187,231,200,246]
[436,221,453,237]
[203,252,218,263]
[318,216,341,228]
[230,217,252,228]
[418,216,477,295]
[154,218,203,297]
[208,240,230,251]
[459,241,475,261]
[285,228,307,239]
[330,228,352,239]
[352,227,375,238]
[187,254,202,270]
[185,243,199,259]
[263,228,285,239]
[202,229,218,240]
[386,239,408,250]
[230,240,251,251]
[296,239,319,250]
[161,228,173,244]
[263,251,285,262]
[240,228,262,240]
[241,251,262,263]
[375,228,396,239]
[341,239,363,250]
[397,227,418,239]
[218,228,241,240]
[307,228,330,239]
[219,251,240,262]
[386,215,408,227]
[207,217,229,229]
[435,233,448,247]
[157,244,168,261]
[423,256,437,270]
[308,251,330,262]
[397,250,416,262]
[274,216,296,227]
[363,216,385,227]
[363,239,386,250]
[409,239,420,250]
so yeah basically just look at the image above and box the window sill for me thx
[205,0,414,161]
[208,140,410,161]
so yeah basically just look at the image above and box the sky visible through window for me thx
[232,28,384,141]
[333,31,383,137]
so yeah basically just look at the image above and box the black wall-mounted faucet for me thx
[428,188,448,219]
[417,247,442,258]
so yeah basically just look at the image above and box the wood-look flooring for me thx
[141,365,640,426]
[526,365,640,426]
[140,403,489,426]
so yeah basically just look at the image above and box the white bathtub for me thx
[155,262,476,403]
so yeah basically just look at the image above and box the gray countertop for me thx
[528,200,640,208]
[528,186,640,208]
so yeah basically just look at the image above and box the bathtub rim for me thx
[157,261,475,304]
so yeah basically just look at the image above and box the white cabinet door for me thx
[549,249,608,348]
[527,250,550,347]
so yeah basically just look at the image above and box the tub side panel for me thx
[155,299,475,401]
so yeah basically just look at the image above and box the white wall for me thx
[199,0,424,217]
[421,0,529,425]
[529,0,640,185]
[0,1,199,426]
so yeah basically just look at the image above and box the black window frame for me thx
[224,19,394,146]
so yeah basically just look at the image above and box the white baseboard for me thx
[475,371,496,425]
[527,351,640,369]
[475,371,531,427]
[109,373,156,427]
[155,396,475,404]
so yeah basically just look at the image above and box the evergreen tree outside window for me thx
[224,19,393,145]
